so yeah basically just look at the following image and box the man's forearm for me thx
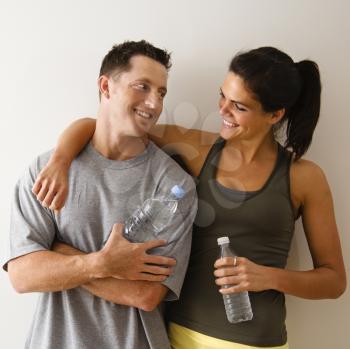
[82,277,167,311]
[8,223,175,297]
[54,241,168,311]
[8,250,100,293]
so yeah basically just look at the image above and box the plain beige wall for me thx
[0,0,349,348]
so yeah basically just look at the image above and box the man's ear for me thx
[270,108,285,125]
[98,75,110,99]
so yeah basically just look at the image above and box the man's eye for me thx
[135,84,147,90]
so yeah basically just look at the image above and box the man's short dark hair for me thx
[99,40,172,78]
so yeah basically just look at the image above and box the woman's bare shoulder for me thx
[290,158,330,208]
[149,124,219,176]
[291,158,326,183]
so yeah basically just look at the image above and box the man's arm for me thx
[8,250,98,293]
[50,239,169,311]
[7,157,176,312]
[7,223,176,311]
[83,278,168,312]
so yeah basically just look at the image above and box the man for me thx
[4,40,197,349]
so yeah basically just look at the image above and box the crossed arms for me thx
[8,223,177,312]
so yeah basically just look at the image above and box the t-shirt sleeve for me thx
[3,159,57,271]
[150,179,198,302]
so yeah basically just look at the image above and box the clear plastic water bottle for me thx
[123,185,186,242]
[217,236,253,323]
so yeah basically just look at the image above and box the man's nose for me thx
[145,92,159,109]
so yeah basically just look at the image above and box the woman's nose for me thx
[219,100,231,116]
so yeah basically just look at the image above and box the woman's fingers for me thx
[214,256,235,268]
[32,160,70,210]
[214,258,269,293]
[214,267,238,278]
[42,188,57,208]
[36,183,49,202]
[50,188,68,210]
[215,275,241,287]
[214,257,253,293]
[214,256,247,268]
[32,174,69,211]
[32,177,42,195]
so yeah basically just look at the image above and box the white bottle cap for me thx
[217,236,230,245]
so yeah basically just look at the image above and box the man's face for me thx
[105,55,168,138]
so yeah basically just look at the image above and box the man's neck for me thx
[92,116,149,161]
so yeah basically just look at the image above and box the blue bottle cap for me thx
[171,185,186,199]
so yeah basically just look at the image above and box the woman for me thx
[32,47,346,348]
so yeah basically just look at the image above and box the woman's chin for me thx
[220,127,239,140]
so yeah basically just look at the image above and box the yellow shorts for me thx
[168,322,289,349]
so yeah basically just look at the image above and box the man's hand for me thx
[95,223,176,282]
[51,231,172,309]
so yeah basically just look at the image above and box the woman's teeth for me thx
[135,109,152,119]
[223,119,238,128]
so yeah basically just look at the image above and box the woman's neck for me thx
[223,131,277,165]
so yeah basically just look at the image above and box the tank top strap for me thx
[197,136,226,181]
[267,143,293,188]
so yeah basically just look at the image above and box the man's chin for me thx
[127,128,149,140]
[133,122,156,137]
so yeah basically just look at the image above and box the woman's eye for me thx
[234,103,246,112]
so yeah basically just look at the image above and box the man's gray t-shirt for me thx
[4,141,197,349]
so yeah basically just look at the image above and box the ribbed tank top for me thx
[167,137,295,347]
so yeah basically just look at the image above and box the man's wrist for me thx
[84,250,107,280]
[53,242,108,280]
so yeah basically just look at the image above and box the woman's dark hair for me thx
[229,47,321,160]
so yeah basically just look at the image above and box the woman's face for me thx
[218,72,275,142]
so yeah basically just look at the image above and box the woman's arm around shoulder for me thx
[32,117,96,210]
[149,124,219,177]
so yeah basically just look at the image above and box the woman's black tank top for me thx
[167,137,295,347]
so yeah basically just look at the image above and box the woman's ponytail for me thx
[285,60,321,160]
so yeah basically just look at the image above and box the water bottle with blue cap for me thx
[123,185,186,243]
